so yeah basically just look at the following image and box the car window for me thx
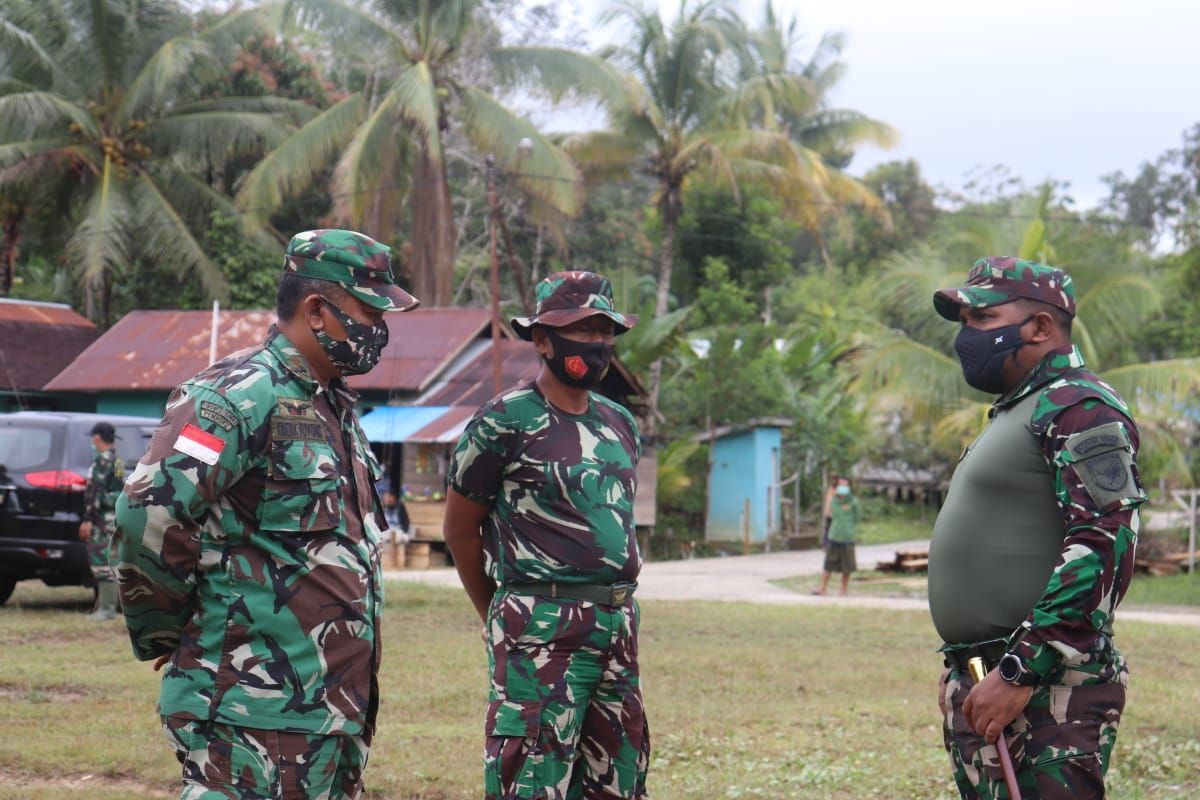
[0,427,55,472]
[114,426,154,469]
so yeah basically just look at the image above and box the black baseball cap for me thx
[89,422,115,442]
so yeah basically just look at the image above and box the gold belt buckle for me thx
[611,585,630,604]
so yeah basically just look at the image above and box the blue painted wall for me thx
[705,427,782,542]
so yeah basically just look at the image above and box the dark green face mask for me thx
[315,299,389,376]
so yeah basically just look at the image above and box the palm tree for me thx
[855,193,1200,479]
[0,1,307,323]
[558,0,894,428]
[239,0,624,307]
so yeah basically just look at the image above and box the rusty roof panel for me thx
[0,300,98,392]
[348,308,490,392]
[45,307,492,393]
[0,298,95,327]
[405,405,479,442]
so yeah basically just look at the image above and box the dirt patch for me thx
[0,768,172,798]
[0,684,89,703]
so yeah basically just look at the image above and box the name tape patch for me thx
[198,401,237,432]
[272,418,325,442]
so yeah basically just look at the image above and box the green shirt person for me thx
[815,477,860,596]
[115,229,418,799]
[79,420,124,621]
[444,271,649,800]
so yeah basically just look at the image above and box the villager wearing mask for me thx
[814,476,861,596]
[444,271,648,799]
[929,257,1145,799]
[115,229,418,798]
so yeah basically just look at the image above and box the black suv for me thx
[0,411,160,605]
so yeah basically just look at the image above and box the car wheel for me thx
[0,578,15,606]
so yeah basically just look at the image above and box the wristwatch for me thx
[998,652,1039,687]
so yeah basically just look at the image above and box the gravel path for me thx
[384,539,1200,628]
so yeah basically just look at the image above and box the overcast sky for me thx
[576,0,1200,209]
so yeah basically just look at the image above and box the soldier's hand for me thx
[938,668,950,717]
[78,521,93,541]
[962,670,1034,744]
[152,653,173,672]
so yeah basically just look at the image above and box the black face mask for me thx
[953,314,1035,394]
[543,329,613,389]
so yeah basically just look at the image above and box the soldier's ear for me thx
[1030,311,1055,343]
[302,294,327,331]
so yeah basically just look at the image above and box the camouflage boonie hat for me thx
[284,229,420,312]
[934,256,1075,321]
[511,270,638,341]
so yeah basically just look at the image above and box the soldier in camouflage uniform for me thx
[928,257,1146,799]
[80,421,125,621]
[115,229,418,799]
[444,271,648,800]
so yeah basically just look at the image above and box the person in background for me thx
[79,421,124,621]
[814,476,861,596]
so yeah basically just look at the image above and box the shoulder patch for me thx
[199,400,238,432]
[1064,421,1146,511]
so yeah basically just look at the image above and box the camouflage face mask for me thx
[315,298,388,376]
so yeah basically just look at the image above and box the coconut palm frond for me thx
[1101,359,1200,413]
[0,91,97,138]
[65,158,132,303]
[460,87,584,218]
[490,46,646,116]
[235,93,366,228]
[133,174,229,302]
[115,36,217,125]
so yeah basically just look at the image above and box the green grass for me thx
[856,499,936,546]
[1,581,1198,799]
[775,568,1198,609]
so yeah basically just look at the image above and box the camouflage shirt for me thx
[449,381,642,585]
[83,447,124,528]
[116,326,387,736]
[997,345,1146,680]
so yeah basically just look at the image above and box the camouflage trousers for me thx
[485,590,650,799]
[942,643,1127,799]
[163,717,370,800]
[85,517,116,581]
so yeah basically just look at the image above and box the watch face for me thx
[999,654,1022,682]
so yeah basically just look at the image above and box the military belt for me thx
[941,638,1008,672]
[505,581,638,607]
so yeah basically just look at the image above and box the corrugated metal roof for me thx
[45,307,493,393]
[406,405,478,443]
[0,299,98,392]
[0,298,96,327]
[418,339,644,410]
[420,339,543,407]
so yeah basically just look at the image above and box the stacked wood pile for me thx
[1135,551,1199,576]
[876,549,929,573]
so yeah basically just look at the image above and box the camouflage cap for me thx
[511,270,638,341]
[284,229,420,312]
[934,256,1075,321]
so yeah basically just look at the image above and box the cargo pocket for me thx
[485,699,545,799]
[259,439,341,532]
[1023,681,1124,797]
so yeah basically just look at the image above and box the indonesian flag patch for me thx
[174,423,226,466]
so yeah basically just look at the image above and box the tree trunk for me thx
[410,146,456,307]
[0,207,25,295]
[645,184,680,437]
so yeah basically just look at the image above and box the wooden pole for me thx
[486,154,501,395]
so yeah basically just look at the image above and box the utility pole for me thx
[486,154,501,395]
